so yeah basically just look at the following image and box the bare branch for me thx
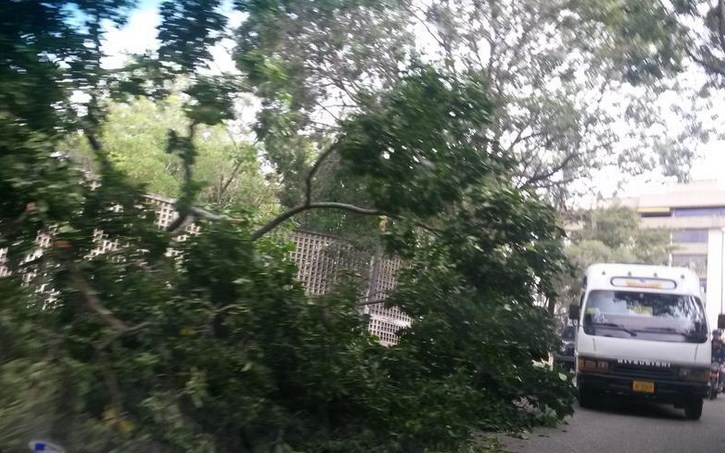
[688,48,725,77]
[97,321,151,350]
[250,202,440,241]
[305,143,338,205]
[250,203,341,241]
[215,133,260,204]
[166,217,188,235]
[82,127,116,174]
[166,121,199,233]
[66,260,151,348]
[504,110,542,155]
[532,176,578,190]
[521,150,578,188]
[173,137,438,241]
[400,1,448,51]
[519,75,612,189]
[189,206,245,223]
[67,261,128,332]
[84,130,103,153]
[717,0,725,56]
[358,290,395,306]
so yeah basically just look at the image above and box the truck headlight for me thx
[679,368,709,383]
[578,358,610,372]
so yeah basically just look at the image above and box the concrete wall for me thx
[672,243,709,255]
[640,216,725,230]
[622,180,725,209]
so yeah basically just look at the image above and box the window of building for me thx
[672,254,708,276]
[672,229,709,244]
[640,211,672,218]
[672,207,725,217]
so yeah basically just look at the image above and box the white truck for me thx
[569,263,724,420]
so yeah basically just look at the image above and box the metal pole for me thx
[721,228,725,316]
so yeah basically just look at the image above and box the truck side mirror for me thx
[568,303,580,321]
[718,314,725,330]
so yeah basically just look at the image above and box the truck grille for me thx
[611,363,676,380]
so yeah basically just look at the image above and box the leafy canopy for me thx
[0,1,575,452]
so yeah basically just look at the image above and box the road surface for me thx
[502,397,725,453]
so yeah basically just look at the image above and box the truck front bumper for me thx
[578,372,708,403]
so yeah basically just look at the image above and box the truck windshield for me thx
[583,290,707,343]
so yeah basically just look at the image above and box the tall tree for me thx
[648,0,725,84]
[66,96,278,217]
[235,0,702,218]
[0,1,574,452]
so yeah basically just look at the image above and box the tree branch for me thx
[215,134,259,204]
[521,150,578,188]
[166,121,199,233]
[519,75,612,189]
[305,143,338,205]
[400,1,449,52]
[505,111,542,154]
[67,261,128,332]
[83,127,115,174]
[173,140,438,241]
[688,48,725,77]
[66,260,150,347]
[97,321,151,350]
[717,0,725,56]
[189,206,245,223]
[250,202,440,241]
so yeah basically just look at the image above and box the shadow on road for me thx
[581,398,686,421]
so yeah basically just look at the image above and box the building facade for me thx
[622,180,725,327]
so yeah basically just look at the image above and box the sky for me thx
[101,3,725,199]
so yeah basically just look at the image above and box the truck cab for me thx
[569,263,718,420]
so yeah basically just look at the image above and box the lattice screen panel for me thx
[0,248,8,278]
[146,195,201,248]
[364,256,410,345]
[0,195,411,344]
[291,231,372,296]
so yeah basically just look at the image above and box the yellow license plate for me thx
[632,380,655,393]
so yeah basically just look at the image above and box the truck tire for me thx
[684,399,703,421]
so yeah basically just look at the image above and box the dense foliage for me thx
[1,68,574,453]
[65,96,277,216]
[236,0,704,220]
[4,0,707,451]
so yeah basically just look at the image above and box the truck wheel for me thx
[684,399,703,421]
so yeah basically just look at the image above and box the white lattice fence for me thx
[290,231,370,295]
[0,195,411,343]
[288,232,411,344]
[364,257,409,346]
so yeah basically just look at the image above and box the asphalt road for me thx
[502,397,725,453]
